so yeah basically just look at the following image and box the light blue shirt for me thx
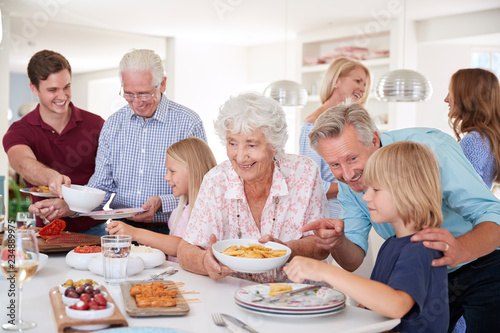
[460,131,496,189]
[299,122,339,218]
[88,95,206,222]
[339,127,500,271]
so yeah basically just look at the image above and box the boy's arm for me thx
[284,257,414,319]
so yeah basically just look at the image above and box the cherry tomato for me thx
[71,300,89,311]
[93,294,107,306]
[88,301,99,310]
[79,293,91,303]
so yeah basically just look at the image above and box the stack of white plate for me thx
[234,283,345,317]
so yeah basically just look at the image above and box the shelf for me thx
[302,57,390,73]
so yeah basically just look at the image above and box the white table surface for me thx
[0,253,399,333]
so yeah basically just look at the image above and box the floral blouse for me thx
[183,154,328,283]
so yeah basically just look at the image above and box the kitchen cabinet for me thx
[298,25,396,132]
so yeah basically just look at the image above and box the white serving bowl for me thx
[212,238,291,274]
[66,302,114,331]
[130,248,166,269]
[36,253,48,273]
[66,250,99,270]
[62,185,106,213]
[62,290,107,306]
[87,254,144,276]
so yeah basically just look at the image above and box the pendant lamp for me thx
[264,0,308,106]
[375,0,432,102]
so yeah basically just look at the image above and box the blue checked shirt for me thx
[88,95,207,222]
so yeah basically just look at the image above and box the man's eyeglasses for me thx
[120,84,159,102]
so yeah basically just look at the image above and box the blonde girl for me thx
[106,137,217,261]
[284,141,448,333]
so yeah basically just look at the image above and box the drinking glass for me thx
[0,229,39,330]
[16,212,36,228]
[101,235,132,285]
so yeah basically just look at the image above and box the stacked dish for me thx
[234,283,345,317]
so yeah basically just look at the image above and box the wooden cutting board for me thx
[37,230,101,253]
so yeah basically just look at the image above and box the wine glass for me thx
[0,195,5,232]
[0,229,39,330]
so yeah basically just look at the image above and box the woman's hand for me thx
[106,220,136,237]
[203,234,235,280]
[258,234,284,245]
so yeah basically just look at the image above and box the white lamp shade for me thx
[264,80,308,106]
[375,69,432,102]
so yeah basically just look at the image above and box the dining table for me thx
[0,252,400,333]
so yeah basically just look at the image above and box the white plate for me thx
[212,239,291,274]
[130,247,165,269]
[80,208,146,220]
[20,188,57,198]
[37,253,49,272]
[87,254,144,276]
[236,301,346,318]
[234,283,345,311]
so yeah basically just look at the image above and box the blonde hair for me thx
[364,141,443,230]
[319,57,371,106]
[448,68,500,182]
[167,137,217,234]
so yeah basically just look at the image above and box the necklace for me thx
[236,196,280,239]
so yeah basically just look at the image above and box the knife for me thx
[222,314,259,333]
[252,285,318,303]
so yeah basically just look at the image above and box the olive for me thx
[84,285,94,294]
[76,286,85,295]
[93,289,101,295]
[62,279,74,287]
[64,287,75,297]
[66,290,79,298]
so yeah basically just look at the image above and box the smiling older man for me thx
[30,49,207,235]
[305,102,500,333]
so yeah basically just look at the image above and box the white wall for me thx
[170,39,248,163]
[416,44,473,134]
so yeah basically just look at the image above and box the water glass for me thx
[16,212,36,228]
[101,235,132,285]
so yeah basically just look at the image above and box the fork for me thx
[146,266,178,280]
[211,313,237,332]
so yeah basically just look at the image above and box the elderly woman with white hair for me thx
[177,92,329,283]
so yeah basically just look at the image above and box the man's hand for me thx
[129,196,162,222]
[302,218,345,251]
[29,198,73,221]
[48,174,71,198]
[411,226,465,267]
[203,234,235,280]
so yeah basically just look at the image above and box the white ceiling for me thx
[3,0,500,73]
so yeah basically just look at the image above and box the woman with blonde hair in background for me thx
[106,137,217,262]
[300,57,371,218]
[446,68,500,189]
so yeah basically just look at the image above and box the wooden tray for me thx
[120,280,190,317]
[49,286,128,332]
[38,231,101,253]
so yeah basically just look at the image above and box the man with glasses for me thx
[30,49,207,235]
[3,50,106,235]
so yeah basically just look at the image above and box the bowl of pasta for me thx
[212,238,291,274]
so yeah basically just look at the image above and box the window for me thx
[472,51,500,78]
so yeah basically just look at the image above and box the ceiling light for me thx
[375,0,432,102]
[263,0,307,106]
